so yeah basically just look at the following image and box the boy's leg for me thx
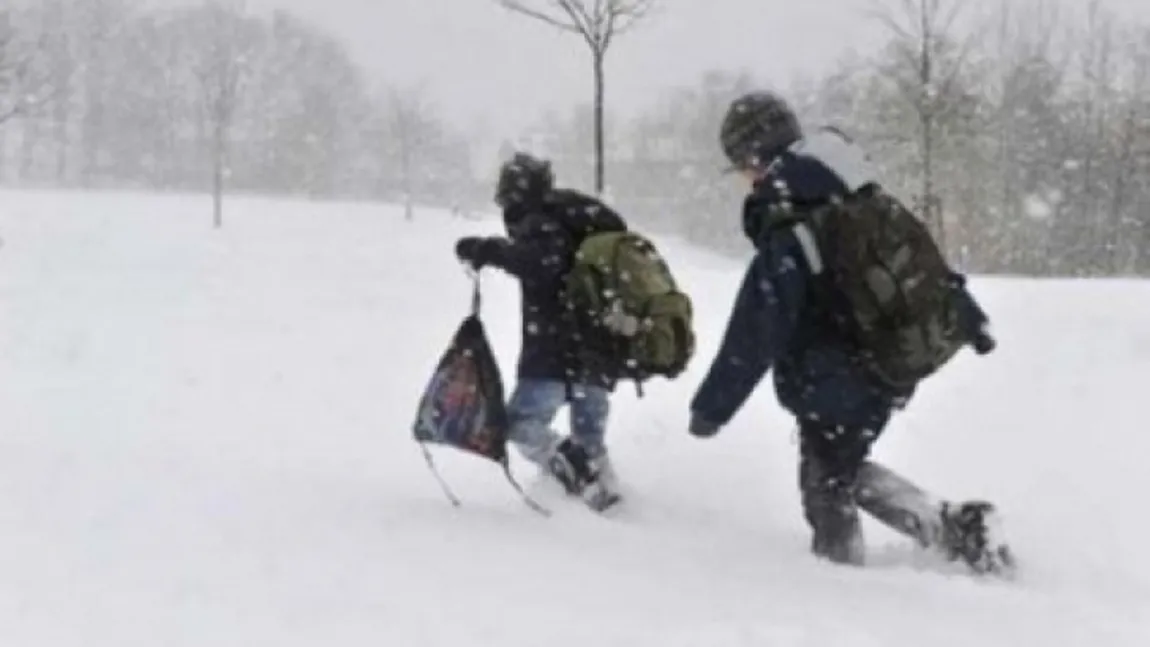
[855,461,1015,575]
[506,379,599,495]
[567,384,620,510]
[567,384,610,460]
[798,421,882,566]
[854,460,944,546]
[506,379,566,466]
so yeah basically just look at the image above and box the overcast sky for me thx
[246,0,885,136]
[223,0,1149,145]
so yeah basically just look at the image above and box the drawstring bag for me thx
[411,278,548,515]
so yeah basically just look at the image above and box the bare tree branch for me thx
[563,0,595,35]
[935,33,977,104]
[557,0,598,49]
[498,0,583,34]
[499,0,654,53]
[611,0,655,32]
[602,0,655,49]
[937,0,965,39]
[865,3,917,45]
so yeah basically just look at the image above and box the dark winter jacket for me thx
[467,189,627,389]
[690,128,991,433]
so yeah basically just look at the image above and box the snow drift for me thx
[0,189,1147,646]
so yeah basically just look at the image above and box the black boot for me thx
[581,453,622,512]
[940,500,1016,576]
[546,438,595,495]
[855,462,1016,575]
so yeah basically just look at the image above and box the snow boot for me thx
[546,439,621,512]
[581,453,622,512]
[940,500,1016,576]
[855,462,1015,576]
[546,438,594,495]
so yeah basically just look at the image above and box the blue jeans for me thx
[506,379,610,466]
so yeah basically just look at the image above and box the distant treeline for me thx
[2,0,1148,275]
[528,1,1150,277]
[0,0,485,215]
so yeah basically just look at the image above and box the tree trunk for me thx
[401,135,413,221]
[592,50,605,196]
[49,0,70,183]
[20,117,38,181]
[923,111,945,256]
[82,51,106,188]
[212,119,225,229]
[918,0,946,258]
[1109,107,1136,274]
[54,95,69,182]
[395,105,414,221]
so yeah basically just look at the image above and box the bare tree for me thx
[387,84,431,221]
[969,0,1069,273]
[0,5,63,185]
[43,0,74,183]
[182,1,259,229]
[1099,22,1150,273]
[1076,0,1119,272]
[870,0,980,257]
[383,84,466,221]
[496,0,655,195]
[0,8,54,127]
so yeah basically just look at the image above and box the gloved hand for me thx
[688,413,722,438]
[947,273,995,356]
[973,323,996,355]
[455,237,489,270]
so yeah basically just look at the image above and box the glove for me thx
[689,413,722,438]
[455,237,489,270]
[972,323,996,355]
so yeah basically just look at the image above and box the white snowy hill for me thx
[0,189,1147,646]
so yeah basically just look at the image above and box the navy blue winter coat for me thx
[465,189,627,389]
[689,128,990,434]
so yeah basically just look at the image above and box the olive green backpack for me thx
[793,189,968,390]
[562,231,695,391]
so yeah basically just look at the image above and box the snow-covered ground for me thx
[0,188,1147,646]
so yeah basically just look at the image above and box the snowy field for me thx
[0,188,1148,646]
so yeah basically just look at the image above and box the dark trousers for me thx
[797,420,883,565]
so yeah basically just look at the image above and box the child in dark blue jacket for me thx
[689,92,1012,574]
